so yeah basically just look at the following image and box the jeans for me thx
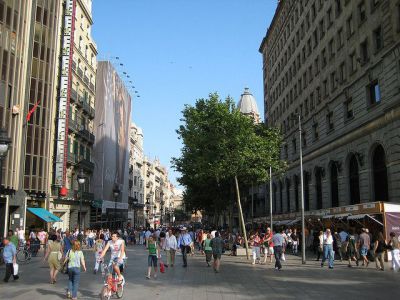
[274,246,282,269]
[4,263,19,282]
[181,245,189,266]
[392,249,400,272]
[87,238,94,248]
[68,267,81,298]
[322,244,334,268]
[252,246,261,261]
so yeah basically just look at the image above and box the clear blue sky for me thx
[92,0,277,187]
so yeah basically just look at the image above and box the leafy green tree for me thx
[172,93,284,258]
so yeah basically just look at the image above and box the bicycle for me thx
[16,241,32,264]
[100,261,125,300]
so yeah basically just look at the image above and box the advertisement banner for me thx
[385,212,400,239]
[93,61,131,207]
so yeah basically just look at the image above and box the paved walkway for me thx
[0,245,399,299]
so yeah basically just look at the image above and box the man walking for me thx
[2,238,19,282]
[177,227,192,267]
[321,229,334,269]
[210,232,225,273]
[359,228,370,267]
[272,229,284,271]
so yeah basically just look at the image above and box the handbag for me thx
[159,260,165,273]
[13,263,19,276]
[61,250,70,274]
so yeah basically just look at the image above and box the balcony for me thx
[71,60,76,71]
[68,117,78,132]
[129,179,133,189]
[82,100,90,115]
[83,75,89,86]
[77,67,83,78]
[78,157,95,172]
[88,106,95,119]
[70,88,77,103]
[79,128,95,144]
[75,94,83,108]
[67,152,77,165]
[89,82,95,92]
[81,191,95,202]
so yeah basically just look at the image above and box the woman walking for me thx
[65,240,87,300]
[204,233,213,266]
[388,232,400,272]
[146,235,159,279]
[93,234,105,274]
[316,231,323,261]
[346,229,359,267]
[165,229,177,267]
[44,234,63,284]
[373,232,386,271]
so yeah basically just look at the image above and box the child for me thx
[94,234,105,274]
[146,235,159,279]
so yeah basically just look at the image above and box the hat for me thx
[180,227,187,231]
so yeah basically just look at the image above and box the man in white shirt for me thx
[100,231,126,282]
[165,229,178,267]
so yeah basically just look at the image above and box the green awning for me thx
[27,208,62,223]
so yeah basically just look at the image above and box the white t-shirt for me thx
[211,230,216,238]
[108,239,125,259]
[18,229,25,240]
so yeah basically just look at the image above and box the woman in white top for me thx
[164,229,178,267]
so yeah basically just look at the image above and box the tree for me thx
[172,93,285,258]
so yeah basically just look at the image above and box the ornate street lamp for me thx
[77,169,85,238]
[113,184,120,229]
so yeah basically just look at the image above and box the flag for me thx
[26,100,41,122]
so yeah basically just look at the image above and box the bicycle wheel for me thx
[100,286,111,300]
[16,250,29,263]
[116,284,124,298]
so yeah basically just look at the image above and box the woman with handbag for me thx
[44,234,63,284]
[65,240,87,300]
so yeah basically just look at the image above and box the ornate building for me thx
[259,0,400,216]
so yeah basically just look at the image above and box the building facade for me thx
[259,0,400,215]
[128,122,145,227]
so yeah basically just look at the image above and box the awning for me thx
[347,214,367,220]
[27,208,62,223]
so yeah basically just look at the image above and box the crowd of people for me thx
[2,224,400,299]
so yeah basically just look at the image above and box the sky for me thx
[92,0,278,187]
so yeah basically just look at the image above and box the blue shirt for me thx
[178,233,192,247]
[3,243,16,263]
[271,233,284,246]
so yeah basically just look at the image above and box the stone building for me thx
[259,0,400,214]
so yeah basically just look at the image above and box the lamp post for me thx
[0,128,11,237]
[77,169,86,237]
[113,184,120,229]
[269,166,273,232]
[291,114,306,264]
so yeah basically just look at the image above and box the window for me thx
[313,30,318,48]
[302,131,307,147]
[344,98,354,119]
[312,3,316,19]
[310,92,315,109]
[359,1,366,24]
[314,57,320,75]
[292,138,297,154]
[284,144,288,158]
[0,1,4,23]
[330,71,336,91]
[322,48,327,67]
[373,26,383,52]
[368,80,381,105]
[329,38,335,58]
[337,27,344,49]
[397,3,400,32]
[360,39,369,63]
[313,123,319,140]
[349,52,357,73]
[323,79,329,97]
[326,111,334,131]
[347,14,354,37]
[319,19,325,39]
[339,62,346,82]
[309,65,313,83]
[327,7,333,27]
[335,0,342,17]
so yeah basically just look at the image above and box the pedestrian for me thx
[250,232,261,265]
[291,228,299,255]
[7,230,18,248]
[358,228,370,267]
[2,237,19,282]
[38,228,47,250]
[333,232,342,261]
[204,233,213,266]
[263,227,274,264]
[346,228,359,267]
[388,232,400,272]
[373,232,386,271]
[93,233,105,274]
[177,227,192,267]
[165,229,177,267]
[210,231,225,273]
[65,240,87,300]
[44,234,63,284]
[271,229,284,271]
[146,235,159,279]
[62,230,73,256]
[321,229,334,269]
[316,231,323,261]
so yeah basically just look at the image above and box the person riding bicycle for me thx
[99,231,126,282]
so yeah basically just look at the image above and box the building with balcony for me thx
[259,0,400,220]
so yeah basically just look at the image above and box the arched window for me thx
[330,163,339,207]
[316,168,323,209]
[372,145,388,202]
[294,175,299,212]
[349,155,360,204]
[286,178,291,212]
[304,172,310,211]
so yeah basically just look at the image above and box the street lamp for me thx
[292,114,306,264]
[77,169,85,237]
[113,184,120,229]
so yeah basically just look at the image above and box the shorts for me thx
[112,257,124,272]
[268,247,274,255]
[148,255,158,267]
[213,253,221,260]
[360,246,368,256]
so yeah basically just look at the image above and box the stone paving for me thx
[0,245,399,299]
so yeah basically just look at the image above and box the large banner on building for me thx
[93,61,131,206]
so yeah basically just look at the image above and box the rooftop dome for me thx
[237,87,260,123]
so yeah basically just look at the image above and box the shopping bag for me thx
[281,253,286,261]
[159,261,165,273]
[13,263,19,276]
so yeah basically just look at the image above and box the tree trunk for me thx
[234,175,250,260]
